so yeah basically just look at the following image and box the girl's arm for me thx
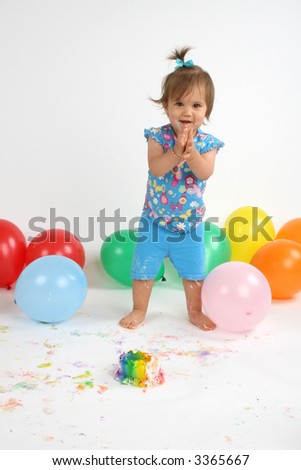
[148,138,182,177]
[186,147,217,180]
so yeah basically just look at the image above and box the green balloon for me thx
[100,229,165,286]
[204,222,231,275]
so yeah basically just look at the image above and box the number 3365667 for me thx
[194,454,250,466]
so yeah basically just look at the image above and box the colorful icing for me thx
[115,350,165,388]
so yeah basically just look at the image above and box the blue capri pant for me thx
[131,218,205,281]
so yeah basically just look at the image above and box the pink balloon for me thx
[202,262,271,332]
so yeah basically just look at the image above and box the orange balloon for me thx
[276,218,301,245]
[250,239,301,299]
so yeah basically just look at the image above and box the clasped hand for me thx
[174,124,195,162]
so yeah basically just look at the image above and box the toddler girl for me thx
[120,46,224,330]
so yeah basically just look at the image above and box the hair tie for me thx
[174,58,194,69]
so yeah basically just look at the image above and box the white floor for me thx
[0,260,301,450]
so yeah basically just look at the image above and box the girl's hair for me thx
[151,46,215,119]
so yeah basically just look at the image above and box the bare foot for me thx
[119,309,146,330]
[188,310,216,331]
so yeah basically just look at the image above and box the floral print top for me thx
[141,124,224,232]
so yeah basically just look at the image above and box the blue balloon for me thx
[15,255,88,323]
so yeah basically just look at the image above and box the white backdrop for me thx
[1,0,301,254]
[1,1,301,453]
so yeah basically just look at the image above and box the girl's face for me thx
[164,86,207,135]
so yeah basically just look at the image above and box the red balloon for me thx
[0,219,27,288]
[25,229,85,268]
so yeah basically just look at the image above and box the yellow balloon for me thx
[224,206,275,262]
